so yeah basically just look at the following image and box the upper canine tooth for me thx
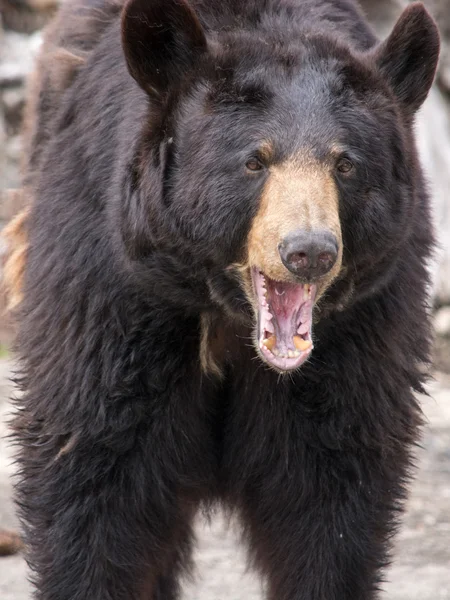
[265,320,275,333]
[303,284,310,300]
[262,335,276,351]
[293,335,312,352]
[298,323,309,335]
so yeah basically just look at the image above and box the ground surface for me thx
[0,358,449,599]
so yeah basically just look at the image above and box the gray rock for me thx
[358,0,404,35]
[0,30,40,195]
[0,30,42,87]
[422,0,450,95]
[435,306,450,337]
[2,88,25,135]
[416,88,450,304]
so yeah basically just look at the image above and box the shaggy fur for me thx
[10,1,439,599]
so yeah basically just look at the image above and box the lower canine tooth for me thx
[293,335,312,351]
[288,350,295,358]
[262,335,276,351]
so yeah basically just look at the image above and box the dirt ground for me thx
[0,357,449,599]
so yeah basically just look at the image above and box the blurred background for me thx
[0,1,449,599]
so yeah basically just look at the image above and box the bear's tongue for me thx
[252,268,315,371]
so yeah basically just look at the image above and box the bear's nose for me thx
[278,230,338,280]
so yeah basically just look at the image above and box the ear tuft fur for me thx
[374,2,440,113]
[121,0,207,96]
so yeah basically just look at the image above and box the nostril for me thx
[318,252,335,265]
[287,252,309,269]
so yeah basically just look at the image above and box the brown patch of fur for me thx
[199,311,247,377]
[247,157,343,297]
[259,140,275,163]
[0,529,24,556]
[200,313,225,378]
[2,200,30,312]
[48,48,87,93]
[55,434,78,460]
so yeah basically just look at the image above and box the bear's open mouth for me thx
[251,267,316,372]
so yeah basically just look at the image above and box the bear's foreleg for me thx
[16,426,196,599]
[226,376,417,600]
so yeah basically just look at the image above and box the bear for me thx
[7,0,439,599]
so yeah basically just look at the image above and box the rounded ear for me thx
[121,0,207,96]
[373,2,440,113]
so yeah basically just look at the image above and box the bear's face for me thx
[122,0,439,372]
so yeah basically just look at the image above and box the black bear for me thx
[8,0,439,599]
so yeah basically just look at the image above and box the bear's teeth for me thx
[264,320,275,334]
[303,284,310,300]
[297,322,309,335]
[293,335,312,351]
[262,335,276,351]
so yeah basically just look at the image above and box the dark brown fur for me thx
[9,1,439,599]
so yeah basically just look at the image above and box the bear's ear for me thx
[121,0,207,96]
[374,2,440,113]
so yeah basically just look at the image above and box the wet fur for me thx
[10,1,439,599]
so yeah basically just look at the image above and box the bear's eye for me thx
[336,157,354,174]
[245,158,265,172]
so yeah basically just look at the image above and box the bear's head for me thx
[120,0,439,372]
